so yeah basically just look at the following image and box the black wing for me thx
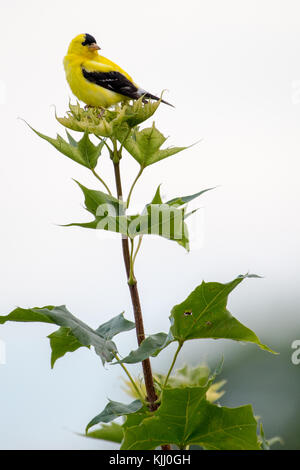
[82,68,140,99]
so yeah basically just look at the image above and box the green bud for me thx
[55,96,164,138]
[55,102,113,137]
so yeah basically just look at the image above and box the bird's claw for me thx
[97,108,105,119]
[84,104,105,119]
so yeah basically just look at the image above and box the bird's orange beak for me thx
[88,43,101,51]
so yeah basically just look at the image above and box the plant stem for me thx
[94,135,113,156]
[91,168,112,195]
[114,353,145,404]
[119,127,132,155]
[112,159,158,411]
[162,342,183,390]
[112,145,171,450]
[126,167,144,208]
[133,236,143,267]
[128,238,136,285]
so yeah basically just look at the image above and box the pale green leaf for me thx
[68,182,190,250]
[115,332,172,364]
[86,399,142,433]
[77,131,105,168]
[115,276,274,366]
[0,306,117,365]
[85,423,123,444]
[0,306,55,325]
[170,275,275,353]
[120,123,189,168]
[125,97,162,128]
[121,386,260,450]
[149,185,163,205]
[96,313,135,340]
[27,123,104,169]
[158,364,211,389]
[127,203,190,250]
[66,181,129,237]
[167,187,215,207]
[48,327,88,368]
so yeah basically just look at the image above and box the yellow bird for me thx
[63,33,173,109]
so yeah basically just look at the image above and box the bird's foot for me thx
[97,108,105,119]
[84,105,105,119]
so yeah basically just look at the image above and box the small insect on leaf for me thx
[184,310,193,316]
[206,321,212,326]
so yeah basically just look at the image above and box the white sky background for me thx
[0,0,300,449]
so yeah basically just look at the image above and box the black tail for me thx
[143,92,174,108]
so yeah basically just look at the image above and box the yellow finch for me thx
[63,33,173,109]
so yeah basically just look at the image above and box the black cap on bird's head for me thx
[82,34,96,46]
[67,34,101,55]
[82,33,100,51]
